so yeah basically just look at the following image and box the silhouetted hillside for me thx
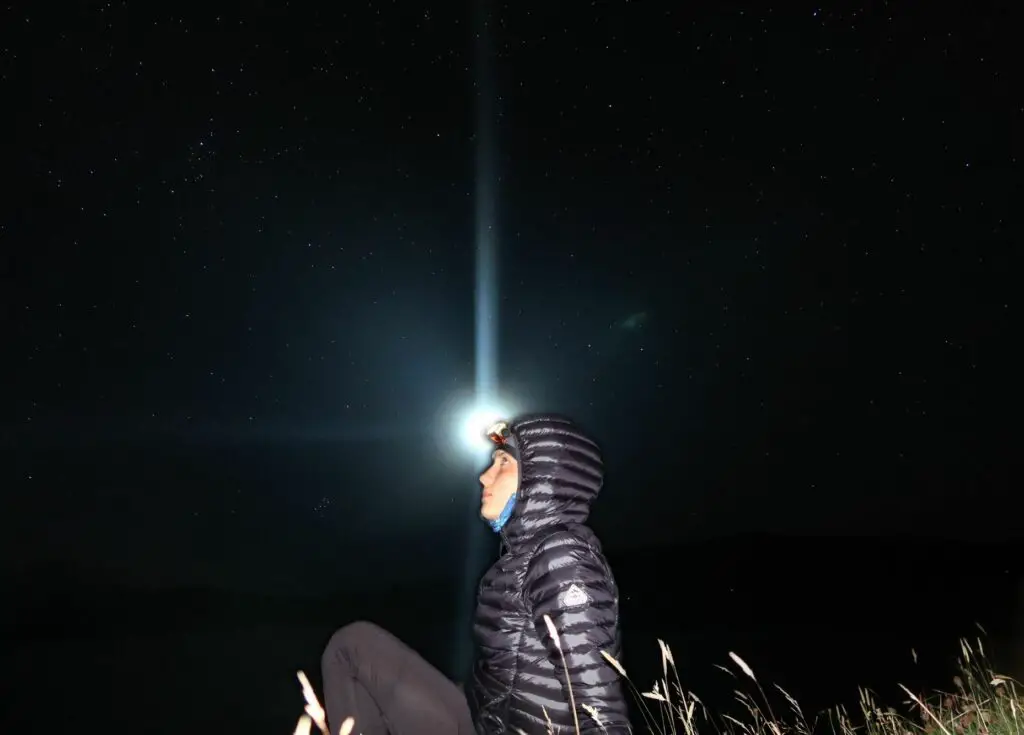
[5,535,1021,732]
[7,535,1020,638]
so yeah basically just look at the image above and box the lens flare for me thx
[459,405,511,454]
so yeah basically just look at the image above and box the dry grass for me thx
[294,627,1023,735]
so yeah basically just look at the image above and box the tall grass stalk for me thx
[295,632,1022,735]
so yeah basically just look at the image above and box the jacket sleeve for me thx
[525,531,625,732]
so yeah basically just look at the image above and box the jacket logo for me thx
[561,583,589,607]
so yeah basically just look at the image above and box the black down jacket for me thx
[467,415,630,734]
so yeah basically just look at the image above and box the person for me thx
[321,414,630,734]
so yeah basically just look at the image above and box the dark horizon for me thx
[4,438,1016,599]
[5,533,1023,732]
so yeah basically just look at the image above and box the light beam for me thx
[474,9,499,410]
[453,0,501,680]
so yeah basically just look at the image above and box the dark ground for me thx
[4,536,1021,734]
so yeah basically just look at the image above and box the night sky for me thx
[3,0,1020,600]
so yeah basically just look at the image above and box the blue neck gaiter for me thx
[487,493,517,533]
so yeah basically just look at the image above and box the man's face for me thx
[478,449,519,521]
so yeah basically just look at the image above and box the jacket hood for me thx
[499,414,604,550]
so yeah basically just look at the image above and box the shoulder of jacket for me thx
[529,527,593,563]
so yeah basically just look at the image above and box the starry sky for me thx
[2,2,1019,592]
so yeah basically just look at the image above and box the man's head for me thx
[475,415,604,540]
[478,448,519,522]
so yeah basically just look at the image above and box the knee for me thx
[322,620,382,667]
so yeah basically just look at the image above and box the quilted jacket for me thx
[467,414,630,734]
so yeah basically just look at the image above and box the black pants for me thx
[321,621,476,735]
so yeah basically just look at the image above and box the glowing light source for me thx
[433,391,518,465]
[458,403,512,454]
